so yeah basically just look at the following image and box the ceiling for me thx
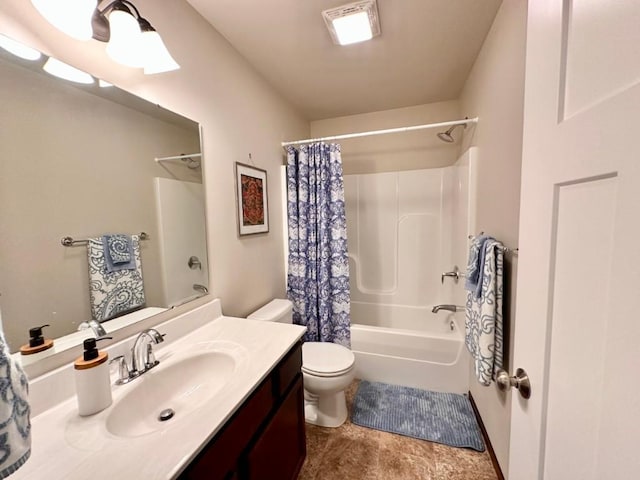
[187,0,503,120]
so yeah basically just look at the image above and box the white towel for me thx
[87,234,146,321]
[0,328,31,478]
[465,239,504,386]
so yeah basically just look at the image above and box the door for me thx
[509,1,640,479]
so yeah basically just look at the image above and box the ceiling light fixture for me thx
[30,0,179,74]
[0,34,42,61]
[43,57,94,84]
[322,0,381,46]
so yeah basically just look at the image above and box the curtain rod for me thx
[154,153,202,162]
[281,117,478,147]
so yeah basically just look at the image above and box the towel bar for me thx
[467,233,518,255]
[61,232,149,247]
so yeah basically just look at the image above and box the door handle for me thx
[496,368,531,399]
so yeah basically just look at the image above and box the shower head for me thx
[181,156,201,169]
[436,122,467,143]
[437,128,456,143]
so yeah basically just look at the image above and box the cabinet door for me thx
[244,376,306,480]
[180,378,274,480]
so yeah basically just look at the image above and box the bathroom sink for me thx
[106,341,246,438]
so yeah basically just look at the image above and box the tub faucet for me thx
[193,284,208,295]
[431,304,464,313]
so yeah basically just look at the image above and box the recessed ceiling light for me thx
[0,34,42,61]
[43,57,94,84]
[322,0,381,46]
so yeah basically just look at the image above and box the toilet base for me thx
[304,390,348,428]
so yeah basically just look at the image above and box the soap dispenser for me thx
[20,324,54,355]
[74,336,113,416]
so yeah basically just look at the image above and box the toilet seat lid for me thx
[302,342,355,376]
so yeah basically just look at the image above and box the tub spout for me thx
[431,304,464,313]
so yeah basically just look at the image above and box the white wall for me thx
[459,1,528,476]
[0,0,309,318]
[311,101,461,174]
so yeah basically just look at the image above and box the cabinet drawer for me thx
[273,341,302,399]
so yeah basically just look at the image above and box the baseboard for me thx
[468,392,505,480]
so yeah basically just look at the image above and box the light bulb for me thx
[106,9,144,68]
[141,30,180,75]
[31,0,97,41]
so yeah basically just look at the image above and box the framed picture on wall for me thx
[235,162,269,236]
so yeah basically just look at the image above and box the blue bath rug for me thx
[351,381,485,451]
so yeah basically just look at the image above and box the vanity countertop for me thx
[11,311,306,480]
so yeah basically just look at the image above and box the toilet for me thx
[248,299,355,428]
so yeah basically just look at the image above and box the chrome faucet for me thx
[130,328,165,374]
[111,328,165,384]
[78,319,107,337]
[431,304,464,313]
[193,284,209,295]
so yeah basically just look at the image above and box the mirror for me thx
[0,43,209,355]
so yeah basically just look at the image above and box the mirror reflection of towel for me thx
[0,327,31,478]
[102,234,135,272]
[88,235,146,321]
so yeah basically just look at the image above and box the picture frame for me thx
[235,162,269,236]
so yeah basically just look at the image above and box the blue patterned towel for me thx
[464,234,492,298]
[88,235,146,321]
[465,239,504,386]
[0,329,31,478]
[102,234,135,272]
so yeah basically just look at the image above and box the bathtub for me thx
[350,302,469,394]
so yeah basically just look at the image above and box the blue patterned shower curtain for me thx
[286,143,351,347]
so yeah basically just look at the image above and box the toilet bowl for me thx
[247,299,355,428]
[301,341,355,427]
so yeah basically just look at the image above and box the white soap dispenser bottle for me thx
[74,336,113,416]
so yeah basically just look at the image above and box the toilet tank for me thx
[247,299,293,324]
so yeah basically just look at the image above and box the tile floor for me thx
[298,380,499,480]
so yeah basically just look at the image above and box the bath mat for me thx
[351,381,485,451]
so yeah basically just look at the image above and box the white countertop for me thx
[12,302,306,480]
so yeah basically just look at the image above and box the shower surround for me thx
[346,148,476,393]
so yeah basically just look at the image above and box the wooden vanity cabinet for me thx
[179,341,306,480]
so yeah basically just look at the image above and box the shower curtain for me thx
[286,143,351,347]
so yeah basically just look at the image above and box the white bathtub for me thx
[350,302,469,394]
